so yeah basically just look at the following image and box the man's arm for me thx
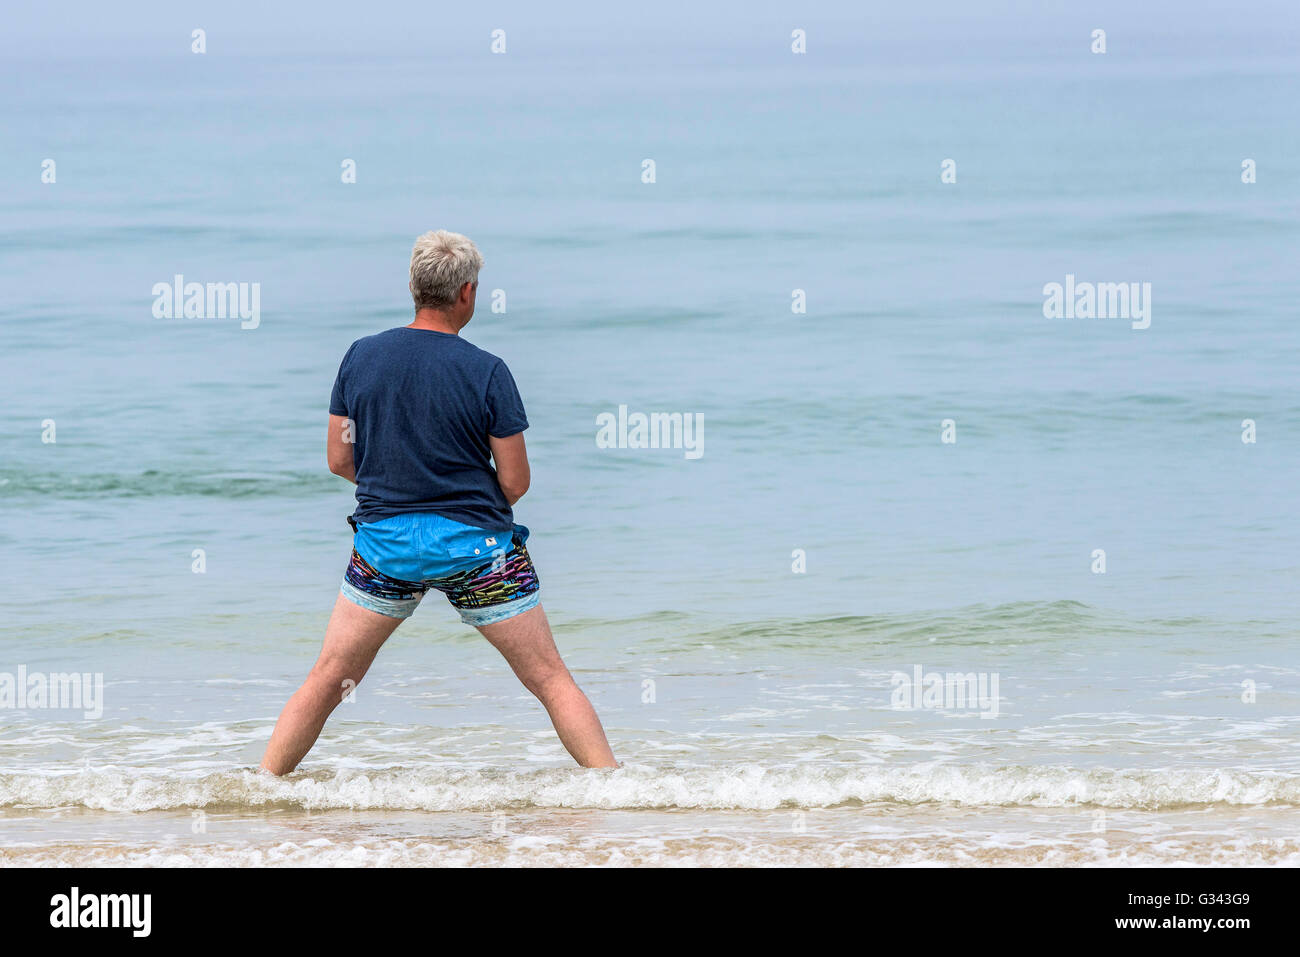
[327,414,356,484]
[489,432,530,505]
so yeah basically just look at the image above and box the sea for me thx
[1,1,1298,865]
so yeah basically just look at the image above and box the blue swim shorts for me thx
[339,512,541,626]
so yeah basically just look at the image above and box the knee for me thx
[309,652,363,696]
[525,666,574,705]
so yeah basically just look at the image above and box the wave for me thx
[4,763,1297,813]
[676,599,1163,651]
[0,469,336,500]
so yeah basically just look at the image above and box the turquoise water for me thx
[2,3,1299,864]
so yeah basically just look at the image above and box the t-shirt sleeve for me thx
[329,343,355,416]
[486,360,529,438]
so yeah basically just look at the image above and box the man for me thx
[260,230,617,774]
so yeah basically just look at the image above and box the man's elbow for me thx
[499,476,530,503]
[327,454,352,477]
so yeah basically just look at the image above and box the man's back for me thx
[329,326,528,529]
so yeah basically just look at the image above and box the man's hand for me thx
[489,432,530,505]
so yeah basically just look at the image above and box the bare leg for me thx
[260,593,403,775]
[476,603,617,768]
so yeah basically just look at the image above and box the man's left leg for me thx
[260,593,403,775]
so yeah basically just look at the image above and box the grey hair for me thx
[409,230,484,309]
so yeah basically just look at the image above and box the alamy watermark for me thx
[152,274,260,329]
[0,666,104,719]
[50,887,150,937]
[1042,274,1150,330]
[890,665,1000,719]
[595,404,704,459]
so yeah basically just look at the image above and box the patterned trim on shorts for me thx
[341,534,541,624]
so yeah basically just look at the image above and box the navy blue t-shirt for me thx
[328,327,529,529]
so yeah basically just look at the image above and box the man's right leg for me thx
[260,593,403,775]
[476,604,617,768]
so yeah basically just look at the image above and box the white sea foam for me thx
[2,763,1297,813]
[5,834,1300,868]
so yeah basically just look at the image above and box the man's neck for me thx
[408,309,462,334]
